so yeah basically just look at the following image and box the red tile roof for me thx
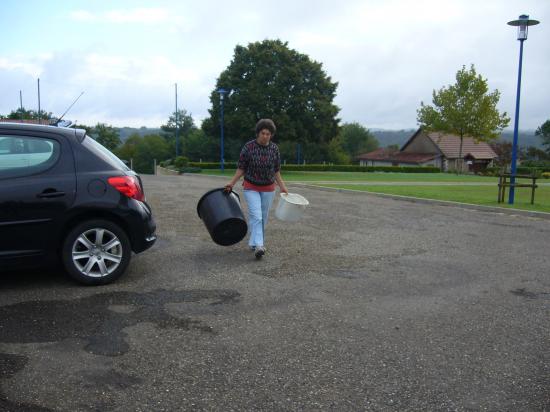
[357,148,437,164]
[391,152,438,163]
[426,132,497,160]
[356,147,398,160]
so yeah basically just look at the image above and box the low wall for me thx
[156,166,180,176]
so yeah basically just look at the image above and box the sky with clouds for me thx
[1,0,549,130]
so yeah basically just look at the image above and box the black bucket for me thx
[197,188,248,246]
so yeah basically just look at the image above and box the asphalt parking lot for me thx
[1,174,549,411]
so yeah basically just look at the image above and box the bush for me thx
[541,172,550,179]
[521,160,550,169]
[282,164,441,173]
[188,162,237,170]
[188,162,441,173]
[174,156,189,169]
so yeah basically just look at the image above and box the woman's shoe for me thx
[255,246,265,259]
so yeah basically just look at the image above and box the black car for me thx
[0,122,156,285]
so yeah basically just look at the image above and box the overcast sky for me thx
[1,0,548,130]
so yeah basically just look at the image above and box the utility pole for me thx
[37,78,41,124]
[175,83,179,157]
[19,91,23,122]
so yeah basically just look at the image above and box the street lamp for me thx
[217,88,228,171]
[507,14,539,204]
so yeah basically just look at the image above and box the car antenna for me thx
[54,91,84,126]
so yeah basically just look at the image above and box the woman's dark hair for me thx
[255,119,276,136]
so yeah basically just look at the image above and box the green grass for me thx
[202,169,498,182]
[315,184,550,213]
[200,169,549,213]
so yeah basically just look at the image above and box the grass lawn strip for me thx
[313,184,550,213]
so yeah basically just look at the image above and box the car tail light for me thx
[108,176,145,202]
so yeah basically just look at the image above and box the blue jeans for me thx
[243,190,275,248]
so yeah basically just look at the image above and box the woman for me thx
[225,119,288,259]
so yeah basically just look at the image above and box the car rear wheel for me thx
[62,219,131,285]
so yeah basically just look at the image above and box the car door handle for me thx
[37,190,66,199]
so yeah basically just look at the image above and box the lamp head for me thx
[217,88,228,101]
[507,14,540,40]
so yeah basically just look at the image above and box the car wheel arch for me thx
[58,210,135,255]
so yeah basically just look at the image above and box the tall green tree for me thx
[202,39,340,162]
[339,122,379,158]
[417,64,510,172]
[93,123,121,150]
[535,119,550,154]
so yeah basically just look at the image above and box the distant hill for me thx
[498,130,540,148]
[370,129,416,147]
[371,128,542,149]
[117,127,164,141]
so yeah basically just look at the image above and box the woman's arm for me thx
[274,171,288,194]
[224,168,245,191]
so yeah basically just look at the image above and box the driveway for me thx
[1,174,549,411]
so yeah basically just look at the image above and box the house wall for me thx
[402,133,437,153]
[359,160,394,167]
[359,158,442,168]
[446,158,493,173]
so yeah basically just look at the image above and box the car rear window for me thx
[82,136,130,171]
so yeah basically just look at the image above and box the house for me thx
[358,128,498,172]
[357,147,440,167]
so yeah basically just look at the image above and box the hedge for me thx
[188,162,441,173]
[483,166,550,176]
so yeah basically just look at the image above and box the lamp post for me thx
[507,14,539,204]
[217,88,228,171]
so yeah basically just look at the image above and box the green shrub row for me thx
[483,166,550,177]
[188,162,441,173]
[189,162,238,169]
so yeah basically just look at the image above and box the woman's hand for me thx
[224,183,233,193]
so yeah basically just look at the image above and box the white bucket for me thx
[275,193,309,222]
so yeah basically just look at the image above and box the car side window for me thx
[0,135,60,178]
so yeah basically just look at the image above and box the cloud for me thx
[0,55,52,78]
[70,8,177,25]
[69,10,95,22]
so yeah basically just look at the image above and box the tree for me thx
[161,109,198,158]
[490,140,513,169]
[535,119,550,154]
[3,108,53,122]
[93,123,121,150]
[161,109,196,136]
[115,134,170,174]
[417,64,510,172]
[183,128,218,162]
[339,122,378,159]
[326,136,350,164]
[524,146,549,161]
[202,39,340,162]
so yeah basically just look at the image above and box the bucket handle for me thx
[224,188,240,201]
